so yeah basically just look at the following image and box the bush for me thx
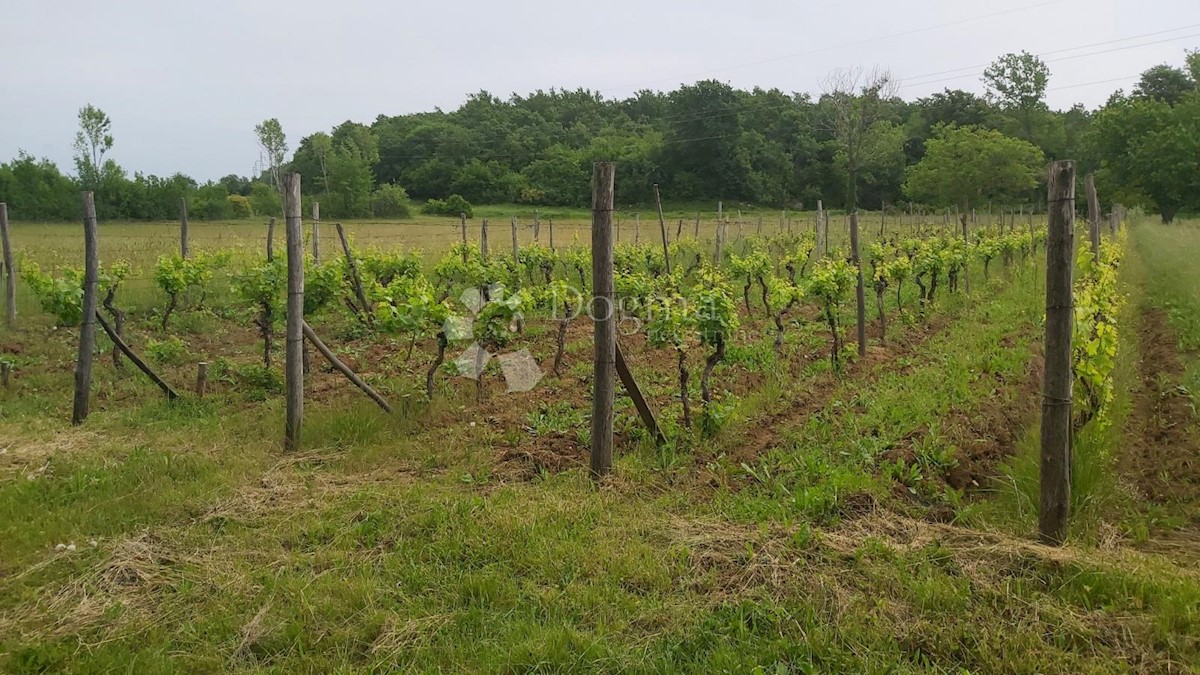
[226,194,252,218]
[422,194,472,218]
[371,184,413,218]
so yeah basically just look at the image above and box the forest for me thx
[2,50,1199,222]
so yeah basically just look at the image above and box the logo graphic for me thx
[446,284,543,393]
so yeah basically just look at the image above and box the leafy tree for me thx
[1132,64,1195,105]
[903,125,1045,216]
[982,51,1050,142]
[73,104,114,189]
[1092,95,1200,222]
[255,118,288,197]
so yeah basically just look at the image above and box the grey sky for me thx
[2,0,1197,182]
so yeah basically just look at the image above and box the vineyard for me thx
[1,187,1199,671]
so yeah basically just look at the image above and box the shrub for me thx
[422,194,472,218]
[226,194,252,218]
[371,184,413,218]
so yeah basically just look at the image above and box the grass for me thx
[1,216,1199,671]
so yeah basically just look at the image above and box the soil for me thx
[1122,308,1200,505]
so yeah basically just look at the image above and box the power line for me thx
[596,0,1067,96]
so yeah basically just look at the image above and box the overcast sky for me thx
[2,0,1197,182]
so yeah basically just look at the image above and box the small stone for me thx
[88,539,98,547]
[469,421,476,428]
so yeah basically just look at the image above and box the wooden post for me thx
[266,217,276,262]
[196,362,207,399]
[303,322,392,414]
[549,218,555,251]
[961,206,971,294]
[335,222,373,325]
[615,342,666,446]
[72,192,100,425]
[511,216,519,262]
[757,215,763,236]
[179,197,189,259]
[480,219,489,258]
[880,202,886,238]
[816,200,825,256]
[1085,173,1101,261]
[460,212,468,261]
[1109,209,1118,236]
[717,201,723,237]
[311,202,321,264]
[1,203,14,327]
[533,210,541,244]
[634,213,640,244]
[714,219,725,265]
[653,184,671,275]
[590,162,616,479]
[284,173,304,452]
[1040,160,1076,546]
[95,311,179,400]
[694,212,700,238]
[850,212,867,357]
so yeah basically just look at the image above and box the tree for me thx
[983,51,1050,142]
[254,118,288,198]
[73,104,114,189]
[1133,64,1196,106]
[1092,96,1200,223]
[1187,49,1200,85]
[820,67,900,211]
[903,125,1045,215]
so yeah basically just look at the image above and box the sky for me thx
[2,0,1198,182]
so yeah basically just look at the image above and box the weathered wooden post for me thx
[1040,160,1076,546]
[815,200,825,256]
[284,173,305,452]
[460,212,468,261]
[266,217,276,262]
[880,202,886,238]
[634,212,640,244]
[694,212,700,238]
[590,162,616,479]
[1085,173,1101,262]
[1,203,14,327]
[196,362,208,399]
[311,202,321,263]
[549,218,555,251]
[480,219,489,258]
[510,216,519,262]
[850,212,867,357]
[960,206,971,294]
[179,197,190,259]
[653,184,671,275]
[533,210,541,243]
[336,222,373,325]
[72,192,100,425]
[714,219,726,265]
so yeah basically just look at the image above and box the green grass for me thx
[1,217,1199,672]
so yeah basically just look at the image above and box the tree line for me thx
[2,50,1198,222]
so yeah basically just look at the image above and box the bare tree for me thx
[820,67,901,213]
